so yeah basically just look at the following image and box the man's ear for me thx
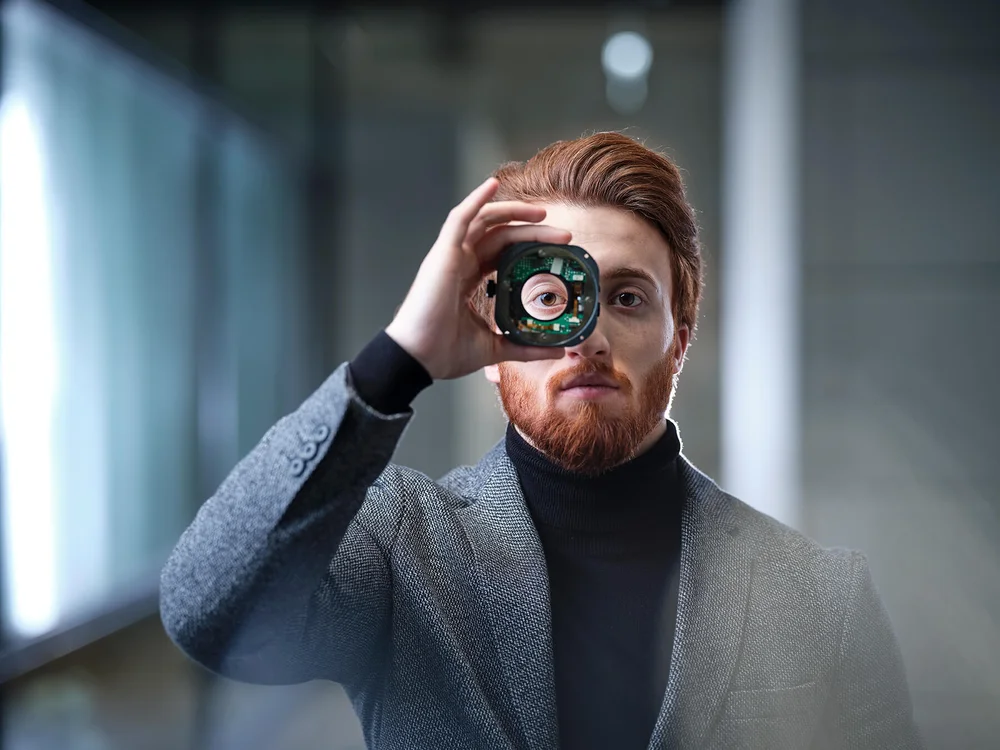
[674,324,691,373]
[484,363,500,384]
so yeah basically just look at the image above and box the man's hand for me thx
[385,178,570,381]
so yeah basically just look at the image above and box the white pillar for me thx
[720,0,801,528]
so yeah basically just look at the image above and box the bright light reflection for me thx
[0,92,59,638]
[601,31,653,81]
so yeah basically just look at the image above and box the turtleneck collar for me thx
[505,420,684,554]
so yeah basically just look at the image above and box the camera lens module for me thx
[487,242,600,347]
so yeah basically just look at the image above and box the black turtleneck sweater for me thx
[349,331,684,750]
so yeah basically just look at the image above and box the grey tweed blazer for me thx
[160,363,923,750]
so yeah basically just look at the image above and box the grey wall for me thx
[800,0,1000,746]
[338,109,461,479]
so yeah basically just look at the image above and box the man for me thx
[160,132,922,749]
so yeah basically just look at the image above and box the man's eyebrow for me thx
[601,266,661,290]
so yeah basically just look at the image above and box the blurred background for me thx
[0,0,996,747]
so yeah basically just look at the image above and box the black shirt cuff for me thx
[347,329,433,414]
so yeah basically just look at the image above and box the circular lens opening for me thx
[520,272,569,321]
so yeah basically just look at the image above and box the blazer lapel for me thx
[456,449,560,750]
[647,457,756,749]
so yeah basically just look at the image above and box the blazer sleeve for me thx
[825,552,924,749]
[159,362,412,686]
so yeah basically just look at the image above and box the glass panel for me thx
[219,127,307,457]
[0,0,307,645]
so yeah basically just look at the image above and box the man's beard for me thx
[497,341,678,476]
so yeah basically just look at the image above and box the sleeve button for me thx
[314,424,331,442]
[300,442,318,460]
[290,458,305,476]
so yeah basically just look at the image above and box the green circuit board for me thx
[511,254,588,284]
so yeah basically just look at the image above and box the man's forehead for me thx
[561,220,651,247]
[574,234,672,291]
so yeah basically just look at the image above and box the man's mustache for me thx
[548,359,633,395]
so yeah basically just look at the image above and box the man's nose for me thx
[564,319,611,361]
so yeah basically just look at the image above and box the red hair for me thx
[486,132,703,334]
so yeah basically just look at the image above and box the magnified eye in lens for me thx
[521,273,569,321]
[488,242,601,347]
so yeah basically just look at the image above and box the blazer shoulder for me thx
[681,456,859,602]
[433,439,507,506]
[708,491,865,630]
[729,492,857,577]
[361,456,480,515]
